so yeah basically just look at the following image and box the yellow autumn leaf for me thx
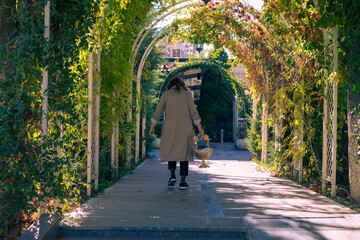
[204,134,209,141]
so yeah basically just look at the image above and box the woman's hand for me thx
[199,128,204,136]
[196,123,204,136]
[149,127,154,138]
[149,123,155,138]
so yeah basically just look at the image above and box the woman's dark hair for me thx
[166,76,190,92]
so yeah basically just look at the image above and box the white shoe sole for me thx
[168,179,176,186]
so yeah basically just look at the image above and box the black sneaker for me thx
[179,182,189,190]
[168,178,176,186]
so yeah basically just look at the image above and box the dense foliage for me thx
[0,0,96,236]
[170,0,360,202]
[1,0,360,238]
[0,0,166,237]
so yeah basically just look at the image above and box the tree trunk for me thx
[0,0,17,45]
[348,46,360,202]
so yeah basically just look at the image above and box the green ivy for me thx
[0,0,164,237]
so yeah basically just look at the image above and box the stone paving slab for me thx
[59,142,360,240]
[199,146,360,240]
[60,145,248,239]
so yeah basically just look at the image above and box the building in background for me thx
[162,41,195,58]
[159,40,249,96]
[232,63,249,95]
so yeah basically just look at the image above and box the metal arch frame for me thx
[134,27,170,162]
[43,0,311,199]
[38,0,340,206]
[129,0,273,164]
[131,0,340,196]
[128,0,276,168]
[129,0,206,163]
[162,2,300,166]
[132,0,199,68]
[39,0,266,212]
[131,0,190,54]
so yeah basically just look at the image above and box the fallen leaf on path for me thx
[137,190,144,192]
[278,192,286,196]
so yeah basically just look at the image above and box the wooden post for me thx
[321,30,329,195]
[293,88,304,183]
[234,94,239,142]
[322,78,329,194]
[126,94,132,169]
[274,100,281,151]
[92,28,101,192]
[115,120,119,177]
[111,91,118,178]
[86,34,94,197]
[261,70,269,164]
[111,105,116,178]
[141,104,146,159]
[40,0,51,215]
[135,77,141,163]
[261,95,268,164]
[42,1,50,143]
[299,100,304,184]
[331,26,338,197]
[275,83,283,152]
[252,97,257,119]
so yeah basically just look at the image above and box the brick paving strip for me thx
[59,143,360,240]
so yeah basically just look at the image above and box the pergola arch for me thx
[112,0,278,174]
[86,0,308,195]
[99,0,208,185]
[166,2,285,165]
[0,0,352,227]
[128,0,206,166]
[38,0,339,198]
[168,1,339,192]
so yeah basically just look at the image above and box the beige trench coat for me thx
[151,87,201,162]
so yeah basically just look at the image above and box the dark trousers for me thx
[168,161,188,176]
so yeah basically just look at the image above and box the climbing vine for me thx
[169,0,360,202]
[0,0,165,237]
[1,0,360,238]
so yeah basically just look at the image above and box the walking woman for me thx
[149,77,204,189]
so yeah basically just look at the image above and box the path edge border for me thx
[19,213,61,240]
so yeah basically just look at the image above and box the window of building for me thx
[172,49,181,58]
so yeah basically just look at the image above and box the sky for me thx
[247,0,264,11]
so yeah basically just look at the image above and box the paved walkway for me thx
[59,143,360,240]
